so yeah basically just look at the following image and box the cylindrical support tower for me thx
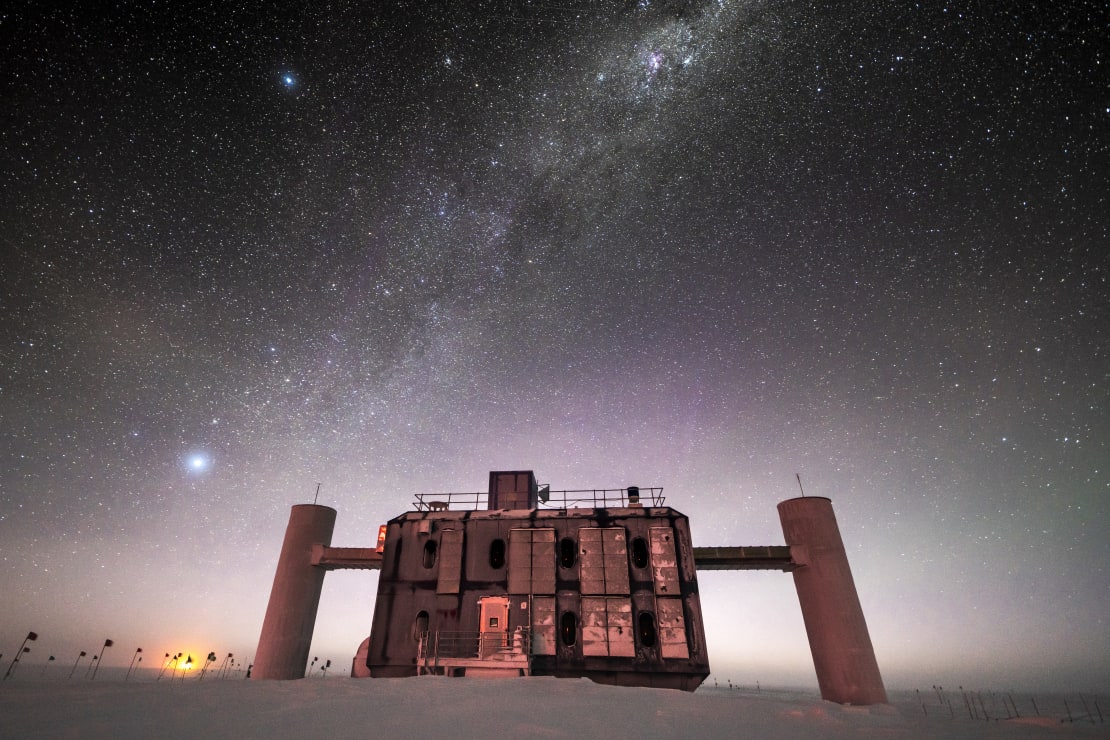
[778,496,887,705]
[252,504,337,680]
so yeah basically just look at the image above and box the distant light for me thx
[187,454,211,473]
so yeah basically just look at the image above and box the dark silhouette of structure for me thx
[253,470,887,704]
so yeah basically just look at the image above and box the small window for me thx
[638,612,657,648]
[560,611,577,646]
[631,537,649,569]
[559,537,577,569]
[422,540,437,568]
[489,538,506,569]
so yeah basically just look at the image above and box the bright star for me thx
[186,454,211,473]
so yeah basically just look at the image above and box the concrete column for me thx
[778,496,887,705]
[253,504,337,680]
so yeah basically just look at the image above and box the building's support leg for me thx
[252,504,336,680]
[778,496,887,705]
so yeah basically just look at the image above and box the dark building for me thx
[255,468,888,704]
[364,471,709,690]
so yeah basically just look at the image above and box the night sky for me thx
[2,2,1106,690]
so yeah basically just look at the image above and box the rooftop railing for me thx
[412,487,665,512]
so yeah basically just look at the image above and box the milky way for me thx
[1,2,1106,688]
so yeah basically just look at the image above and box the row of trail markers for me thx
[5,634,248,682]
[213,653,237,679]
[155,651,242,680]
[5,634,117,680]
[157,653,182,680]
[158,652,196,681]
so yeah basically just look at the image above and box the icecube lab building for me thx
[253,470,887,704]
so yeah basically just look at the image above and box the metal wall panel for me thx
[657,598,689,659]
[436,529,464,594]
[649,527,680,596]
[532,596,556,656]
[508,529,532,594]
[581,596,634,657]
[581,596,609,656]
[508,528,557,594]
[579,528,629,595]
[531,529,556,594]
[607,598,635,657]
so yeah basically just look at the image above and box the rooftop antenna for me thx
[795,473,806,497]
[313,483,321,505]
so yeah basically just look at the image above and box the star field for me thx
[1,1,1107,688]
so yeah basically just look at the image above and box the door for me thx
[478,596,510,657]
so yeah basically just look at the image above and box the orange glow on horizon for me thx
[163,651,201,671]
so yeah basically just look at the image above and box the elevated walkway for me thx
[312,544,799,572]
[691,545,798,571]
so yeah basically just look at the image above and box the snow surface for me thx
[0,673,1105,739]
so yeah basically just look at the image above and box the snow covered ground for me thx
[1,673,1105,738]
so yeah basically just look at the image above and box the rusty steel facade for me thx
[256,469,888,703]
[366,494,710,690]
